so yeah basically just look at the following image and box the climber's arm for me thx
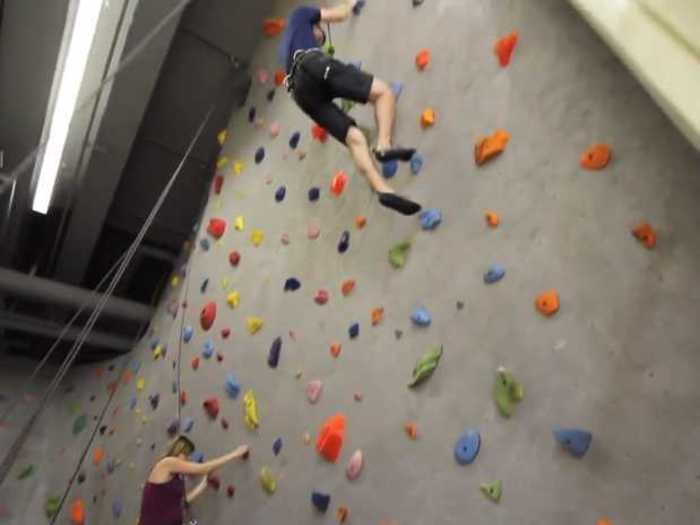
[185,476,208,503]
[320,0,357,23]
[163,445,249,476]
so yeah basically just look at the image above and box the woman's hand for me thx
[232,445,250,459]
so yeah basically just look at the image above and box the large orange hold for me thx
[632,222,657,249]
[331,171,348,196]
[485,211,500,228]
[341,279,356,296]
[415,49,431,70]
[262,17,286,37]
[580,144,612,170]
[475,130,510,165]
[421,108,437,128]
[316,413,346,462]
[494,31,519,67]
[70,499,85,525]
[93,446,105,466]
[535,289,560,316]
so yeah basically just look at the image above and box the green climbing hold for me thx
[408,345,443,387]
[493,367,524,417]
[480,480,502,503]
[260,466,277,494]
[389,241,412,269]
[17,464,34,480]
[73,414,87,435]
[45,496,60,518]
[69,402,81,414]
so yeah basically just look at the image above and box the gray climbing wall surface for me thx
[2,0,700,523]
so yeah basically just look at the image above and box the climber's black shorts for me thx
[291,51,374,144]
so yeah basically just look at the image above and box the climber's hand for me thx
[232,444,250,459]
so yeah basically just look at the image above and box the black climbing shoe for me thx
[378,193,421,216]
[373,147,416,163]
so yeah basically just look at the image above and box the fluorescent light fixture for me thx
[32,0,103,214]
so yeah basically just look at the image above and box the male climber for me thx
[281,0,422,216]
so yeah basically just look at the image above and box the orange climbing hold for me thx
[580,144,612,170]
[485,211,500,227]
[330,343,342,358]
[336,506,350,523]
[632,222,657,249]
[341,279,356,296]
[475,129,510,165]
[316,413,346,462]
[597,520,614,525]
[262,17,286,37]
[494,31,519,67]
[371,307,384,326]
[415,48,431,70]
[535,289,560,317]
[404,421,419,440]
[420,108,437,128]
[331,170,349,196]
[274,69,286,86]
[93,446,105,466]
[355,215,367,229]
[312,124,329,143]
[70,499,85,525]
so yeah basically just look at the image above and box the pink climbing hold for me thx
[308,224,321,239]
[306,379,323,404]
[200,302,216,331]
[314,289,329,305]
[227,485,236,498]
[207,218,227,239]
[269,122,281,138]
[346,449,364,480]
[281,233,290,245]
[203,397,219,419]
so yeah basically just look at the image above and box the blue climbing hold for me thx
[349,322,360,339]
[202,339,214,359]
[275,186,286,202]
[290,131,301,149]
[112,500,123,520]
[248,106,256,123]
[273,437,283,456]
[268,337,282,368]
[308,187,320,201]
[382,159,399,178]
[183,325,194,343]
[391,81,404,99]
[338,231,350,253]
[192,451,204,463]
[183,417,194,433]
[311,491,331,513]
[454,430,481,465]
[410,152,424,175]
[130,360,141,374]
[284,277,301,292]
[149,337,159,350]
[483,264,506,284]
[553,428,592,458]
[255,147,265,164]
[199,238,210,251]
[224,373,241,399]
[411,307,432,327]
[352,0,366,15]
[419,208,442,230]
[129,396,137,410]
[200,278,209,294]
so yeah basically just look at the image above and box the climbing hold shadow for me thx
[408,345,443,387]
[484,264,506,284]
[553,428,592,458]
[248,106,256,123]
[454,430,481,465]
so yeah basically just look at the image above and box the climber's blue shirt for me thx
[279,6,322,72]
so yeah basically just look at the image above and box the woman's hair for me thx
[164,435,195,458]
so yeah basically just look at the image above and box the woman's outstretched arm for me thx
[185,477,208,503]
[163,445,249,477]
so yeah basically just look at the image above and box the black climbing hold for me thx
[273,437,283,456]
[200,278,209,294]
[413,0,424,6]
[255,147,265,164]
[338,231,350,253]
[268,337,282,368]
[308,187,320,201]
[284,277,301,292]
[89,395,95,402]
[149,394,159,411]
[394,330,403,340]
[267,89,276,102]
[349,322,360,339]
[248,106,256,123]
[456,301,465,310]
[289,131,301,149]
[150,443,156,451]
[99,425,107,436]
[378,193,421,216]
[275,186,286,202]
[311,491,331,513]
[77,472,86,484]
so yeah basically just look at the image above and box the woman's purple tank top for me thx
[139,475,185,525]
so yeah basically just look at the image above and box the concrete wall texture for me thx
[1,0,700,524]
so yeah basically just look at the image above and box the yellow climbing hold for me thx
[227,291,241,309]
[216,156,229,169]
[217,129,229,146]
[260,466,276,494]
[243,389,260,430]
[246,316,263,334]
[221,277,230,290]
[234,216,245,231]
[233,160,245,175]
[251,229,264,247]
[152,346,163,360]
[170,275,180,287]
[141,416,149,424]
[136,378,145,392]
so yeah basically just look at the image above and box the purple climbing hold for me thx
[290,131,301,149]
[255,147,265,164]
[391,81,404,99]
[349,322,360,339]
[284,277,301,292]
[410,152,424,174]
[183,417,194,433]
[311,491,331,513]
[183,325,194,343]
[275,186,286,202]
[149,394,159,410]
[112,500,123,520]
[192,451,204,463]
[352,0,366,15]
[129,396,137,410]
[273,437,283,456]
[248,106,256,123]
[382,159,399,178]
[411,307,432,327]
[203,339,214,359]
[167,419,180,437]
[338,231,350,253]
[483,264,506,284]
[308,187,320,201]
[268,337,282,368]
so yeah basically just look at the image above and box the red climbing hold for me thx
[213,175,224,195]
[191,357,200,371]
[355,216,367,229]
[494,31,519,67]
[632,222,657,249]
[203,397,220,419]
[207,218,227,239]
[315,289,330,305]
[207,474,221,491]
[331,171,348,196]
[93,446,105,466]
[415,48,431,70]
[221,328,231,339]
[216,352,224,363]
[180,391,187,406]
[227,485,236,498]
[312,124,329,143]
[316,413,346,463]
[229,251,241,267]
[274,69,286,86]
[262,17,286,37]
[200,302,216,331]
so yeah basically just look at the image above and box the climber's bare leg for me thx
[367,78,415,162]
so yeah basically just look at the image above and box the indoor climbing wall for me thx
[3,0,700,523]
